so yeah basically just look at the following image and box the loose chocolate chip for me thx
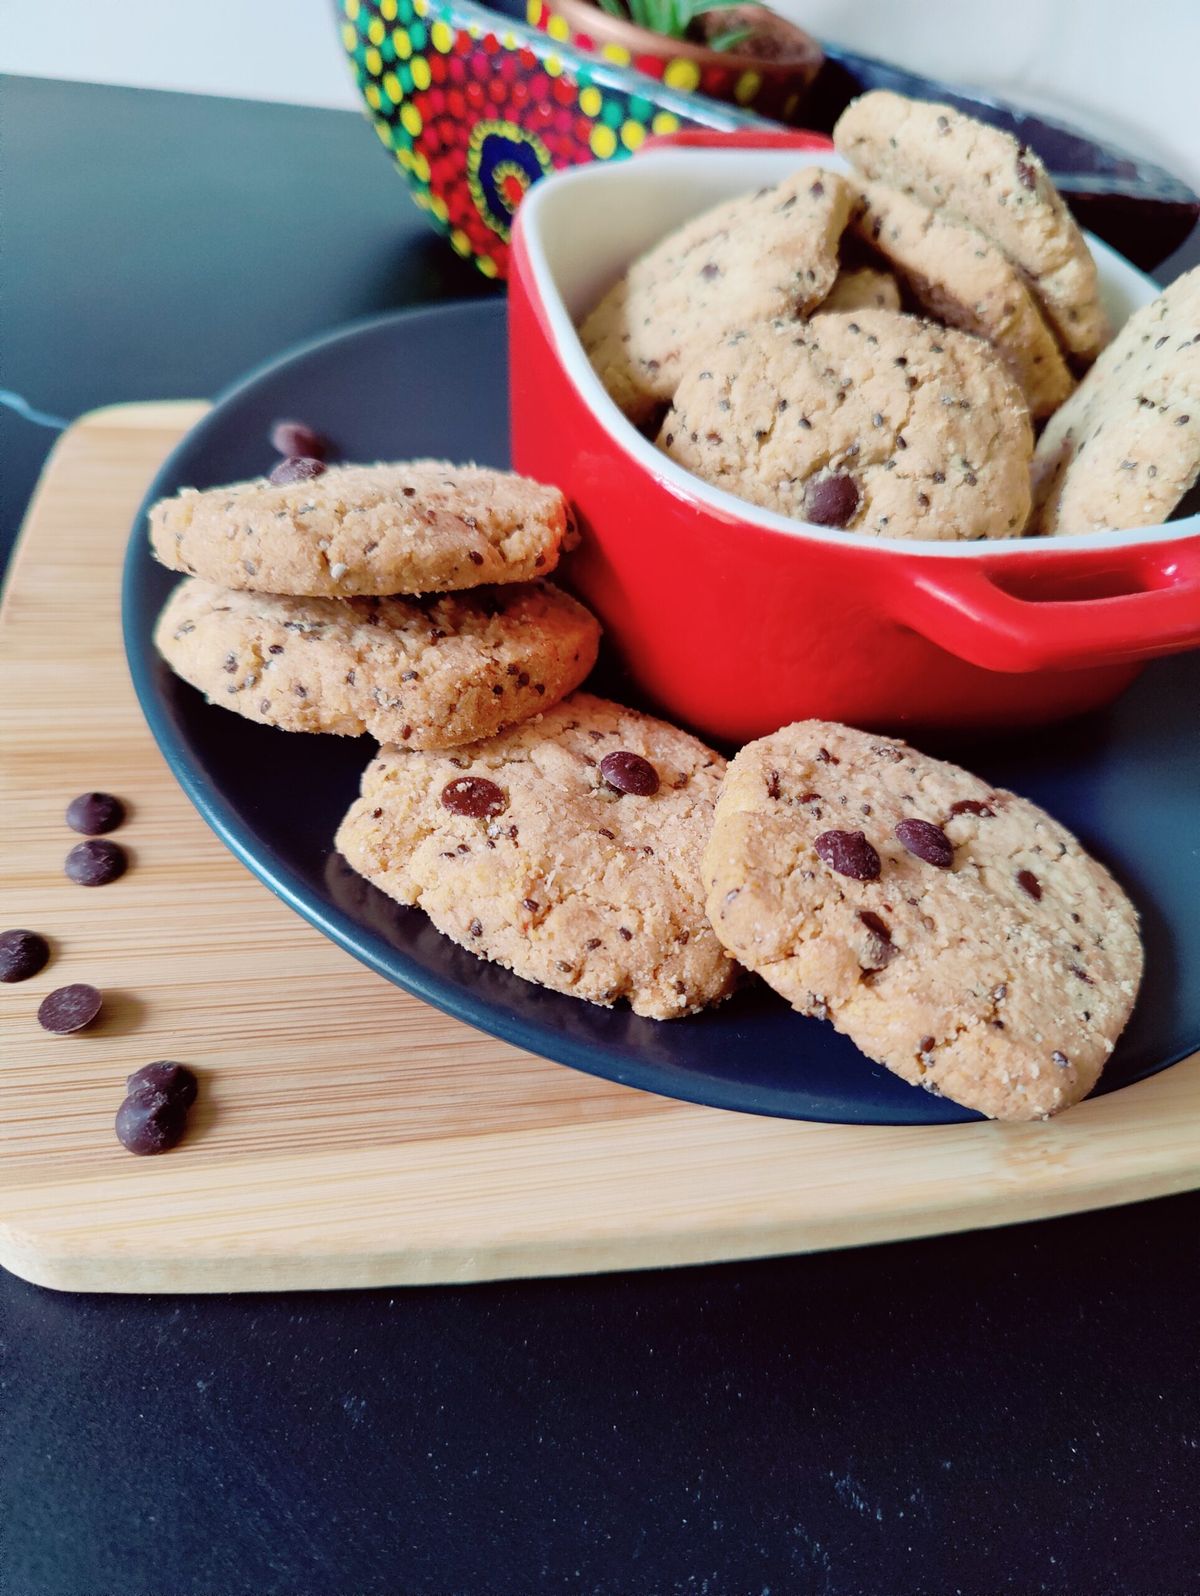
[126,1061,198,1108]
[38,983,102,1034]
[440,776,506,818]
[600,751,660,797]
[895,818,953,868]
[66,791,125,835]
[65,838,127,887]
[1051,1050,1070,1069]
[858,910,897,969]
[116,1088,187,1156]
[804,472,860,528]
[0,928,50,983]
[1016,869,1042,901]
[270,420,329,460]
[814,830,881,881]
[948,798,994,818]
[269,455,326,486]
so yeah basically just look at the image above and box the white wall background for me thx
[2,0,1197,183]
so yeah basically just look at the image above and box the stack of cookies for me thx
[150,453,739,1023]
[149,451,1144,1118]
[580,90,1200,541]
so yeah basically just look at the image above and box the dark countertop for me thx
[1,73,1198,1596]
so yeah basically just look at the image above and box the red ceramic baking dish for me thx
[508,130,1200,743]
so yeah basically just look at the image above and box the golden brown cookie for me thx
[847,180,1074,419]
[580,168,854,427]
[336,693,738,1019]
[703,721,1143,1121]
[155,578,600,748]
[149,461,574,596]
[658,310,1034,540]
[834,90,1109,362]
[1031,265,1200,535]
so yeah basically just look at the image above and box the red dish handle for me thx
[640,128,836,155]
[898,539,1200,673]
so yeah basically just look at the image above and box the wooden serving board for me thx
[1,403,1198,1295]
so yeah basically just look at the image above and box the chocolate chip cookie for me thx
[658,309,1034,540]
[155,577,600,748]
[703,721,1142,1120]
[834,90,1110,363]
[149,462,574,596]
[1031,265,1200,535]
[848,180,1074,419]
[580,167,853,427]
[335,693,738,1019]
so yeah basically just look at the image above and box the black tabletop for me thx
[2,74,1198,1596]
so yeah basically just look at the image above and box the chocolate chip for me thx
[126,1061,198,1108]
[919,1035,935,1054]
[699,262,720,280]
[585,938,602,950]
[895,818,953,868]
[116,1089,187,1156]
[948,798,994,818]
[468,918,483,938]
[804,473,859,528]
[809,179,825,196]
[1051,1050,1070,1069]
[38,983,102,1034]
[64,838,127,887]
[0,929,50,983]
[1016,148,1038,189]
[858,910,897,969]
[66,791,125,835]
[440,777,506,818]
[269,455,326,486]
[618,926,634,942]
[816,747,839,765]
[766,770,782,800]
[270,420,329,460]
[522,898,539,913]
[1016,869,1042,901]
[814,830,881,881]
[600,751,659,797]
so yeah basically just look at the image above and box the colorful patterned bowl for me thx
[335,0,759,279]
[525,0,824,126]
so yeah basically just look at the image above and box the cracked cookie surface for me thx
[833,90,1109,362]
[702,721,1143,1120]
[148,461,573,596]
[335,692,738,1019]
[848,180,1074,419]
[1031,265,1200,534]
[580,167,853,427]
[657,309,1033,540]
[155,577,600,748]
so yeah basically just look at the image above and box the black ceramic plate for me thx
[124,300,1200,1126]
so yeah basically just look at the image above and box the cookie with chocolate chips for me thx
[846,180,1074,420]
[149,461,574,596]
[658,309,1033,540]
[833,90,1110,363]
[702,721,1142,1120]
[579,167,853,428]
[155,577,599,749]
[335,692,738,1019]
[1031,265,1200,535]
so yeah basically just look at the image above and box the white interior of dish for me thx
[518,145,1199,558]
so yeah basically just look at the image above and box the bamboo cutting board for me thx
[1,403,1197,1295]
